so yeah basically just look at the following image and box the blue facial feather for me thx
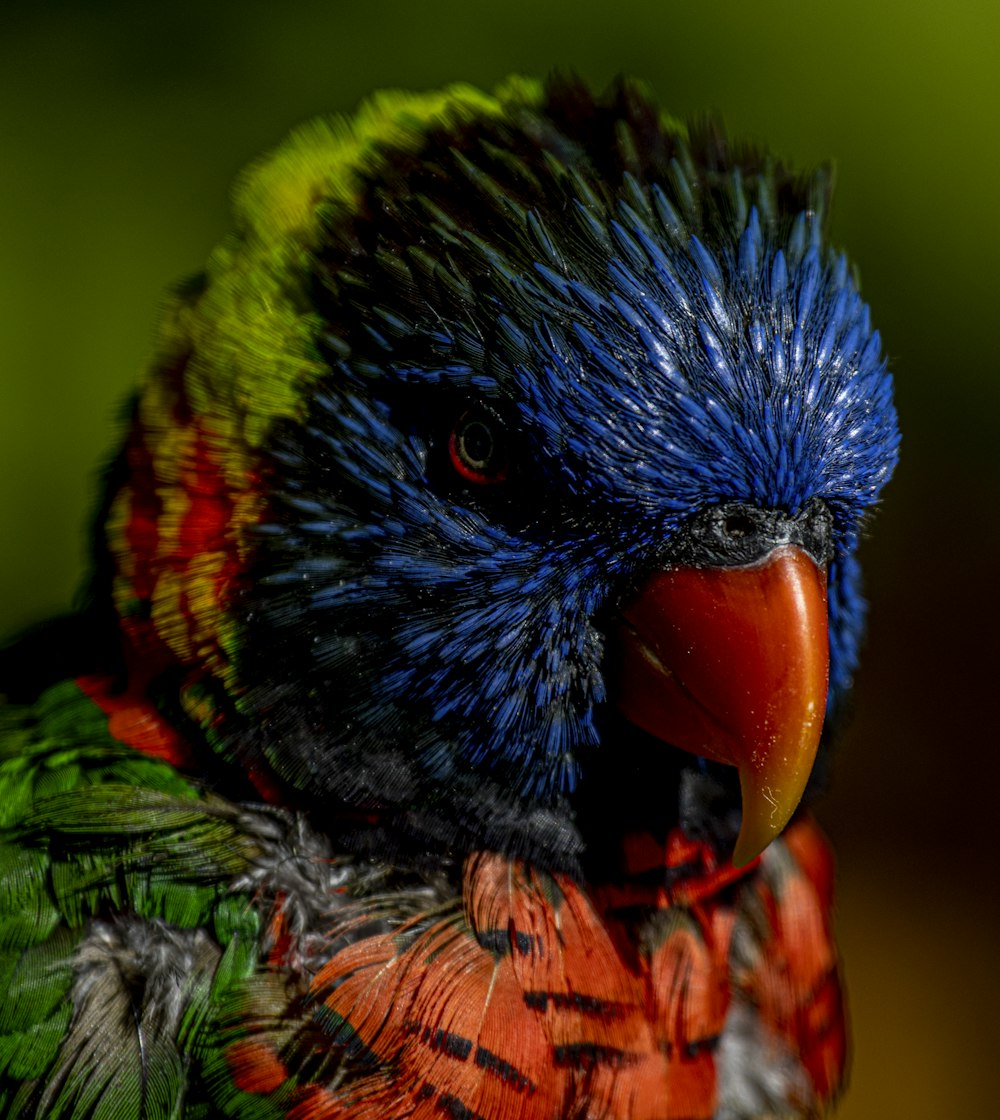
[237,104,898,853]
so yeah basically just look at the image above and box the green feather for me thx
[0,677,276,1117]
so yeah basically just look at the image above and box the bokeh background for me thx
[2,2,997,1115]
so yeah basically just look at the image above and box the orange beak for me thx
[615,545,829,866]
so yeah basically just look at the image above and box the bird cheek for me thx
[612,546,829,867]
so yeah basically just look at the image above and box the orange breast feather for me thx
[228,818,845,1119]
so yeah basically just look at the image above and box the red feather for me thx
[232,818,846,1118]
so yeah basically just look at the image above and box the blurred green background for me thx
[2,2,997,1115]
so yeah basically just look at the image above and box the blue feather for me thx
[233,98,898,853]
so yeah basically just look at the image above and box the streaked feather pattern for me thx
[215,822,843,1119]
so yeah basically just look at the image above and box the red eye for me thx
[448,408,509,485]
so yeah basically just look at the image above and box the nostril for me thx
[722,513,755,540]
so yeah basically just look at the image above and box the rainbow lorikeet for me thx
[0,75,897,1119]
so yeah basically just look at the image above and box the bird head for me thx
[103,76,898,871]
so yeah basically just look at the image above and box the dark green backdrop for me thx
[3,3,997,1116]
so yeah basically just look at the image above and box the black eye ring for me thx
[448,407,509,485]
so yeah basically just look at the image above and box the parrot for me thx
[0,74,898,1119]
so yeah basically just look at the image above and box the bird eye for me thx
[448,407,509,485]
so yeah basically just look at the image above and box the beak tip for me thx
[731,828,773,869]
[732,764,810,868]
